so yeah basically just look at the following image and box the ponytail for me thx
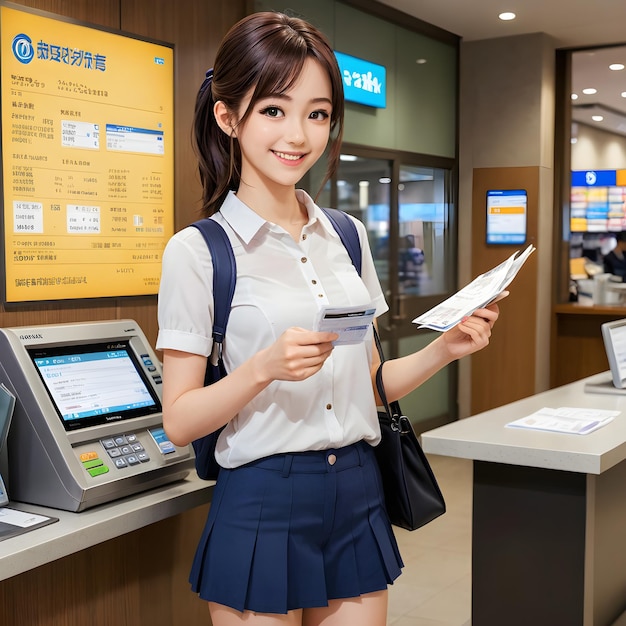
[192,69,240,216]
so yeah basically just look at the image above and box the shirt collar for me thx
[218,190,341,244]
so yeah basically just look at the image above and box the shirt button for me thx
[327,454,337,466]
[312,279,317,285]
[301,257,307,263]
[326,403,332,410]
[318,293,324,298]
[302,234,307,240]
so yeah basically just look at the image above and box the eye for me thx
[260,106,283,118]
[309,110,330,121]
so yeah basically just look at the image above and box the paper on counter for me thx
[315,303,375,345]
[0,507,53,528]
[505,406,618,435]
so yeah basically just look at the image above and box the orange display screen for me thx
[486,189,527,245]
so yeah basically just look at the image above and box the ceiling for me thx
[378,0,626,136]
[376,0,626,48]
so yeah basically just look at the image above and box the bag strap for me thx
[190,218,236,369]
[321,209,393,416]
[320,207,362,276]
[374,334,410,432]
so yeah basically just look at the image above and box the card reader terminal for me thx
[0,320,193,512]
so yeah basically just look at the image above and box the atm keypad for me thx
[99,433,151,470]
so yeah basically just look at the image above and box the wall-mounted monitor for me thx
[0,3,175,302]
[486,189,527,245]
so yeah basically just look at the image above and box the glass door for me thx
[311,147,457,429]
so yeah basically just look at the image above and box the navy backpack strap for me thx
[188,217,236,480]
[190,217,236,362]
[321,208,386,362]
[321,207,362,276]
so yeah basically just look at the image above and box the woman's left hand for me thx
[439,300,501,360]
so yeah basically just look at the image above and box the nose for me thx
[286,118,305,145]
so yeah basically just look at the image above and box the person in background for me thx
[156,11,501,626]
[603,231,626,279]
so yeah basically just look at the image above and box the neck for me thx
[236,184,308,242]
[236,183,306,227]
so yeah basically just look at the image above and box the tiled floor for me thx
[387,454,473,626]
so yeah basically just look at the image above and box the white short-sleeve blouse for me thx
[157,190,389,468]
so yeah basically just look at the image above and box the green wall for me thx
[252,0,457,158]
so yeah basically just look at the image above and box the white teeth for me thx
[274,151,301,161]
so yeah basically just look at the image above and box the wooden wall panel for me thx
[551,305,623,388]
[0,505,211,626]
[470,167,539,414]
[9,0,120,27]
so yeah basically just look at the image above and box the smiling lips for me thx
[273,150,305,163]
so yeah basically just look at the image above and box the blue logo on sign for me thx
[12,33,34,64]
[571,169,617,186]
[154,57,164,65]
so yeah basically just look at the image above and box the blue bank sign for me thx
[334,51,386,109]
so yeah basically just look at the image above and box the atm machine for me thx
[0,320,194,512]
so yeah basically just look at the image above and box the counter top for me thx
[422,372,626,475]
[553,303,626,315]
[0,474,213,581]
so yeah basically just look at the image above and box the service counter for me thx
[422,371,626,626]
[0,475,214,625]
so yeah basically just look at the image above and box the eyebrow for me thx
[262,94,332,106]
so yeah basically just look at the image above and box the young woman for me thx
[157,12,500,626]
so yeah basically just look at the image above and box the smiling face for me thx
[226,58,333,202]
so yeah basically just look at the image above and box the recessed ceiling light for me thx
[592,115,604,122]
[379,177,392,184]
[340,154,358,161]
[582,88,597,95]
[499,12,516,21]
[571,93,579,100]
[609,63,625,71]
[622,92,626,98]
[415,58,427,65]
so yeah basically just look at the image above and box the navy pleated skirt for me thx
[189,439,403,614]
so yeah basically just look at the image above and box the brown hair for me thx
[193,12,344,216]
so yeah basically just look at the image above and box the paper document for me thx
[506,406,618,435]
[0,507,52,528]
[0,506,58,541]
[413,244,535,332]
[315,304,375,345]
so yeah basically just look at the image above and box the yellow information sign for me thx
[1,4,174,302]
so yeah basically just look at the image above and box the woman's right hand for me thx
[253,327,338,383]
[162,328,337,446]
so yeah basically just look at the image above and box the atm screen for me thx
[28,340,161,431]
